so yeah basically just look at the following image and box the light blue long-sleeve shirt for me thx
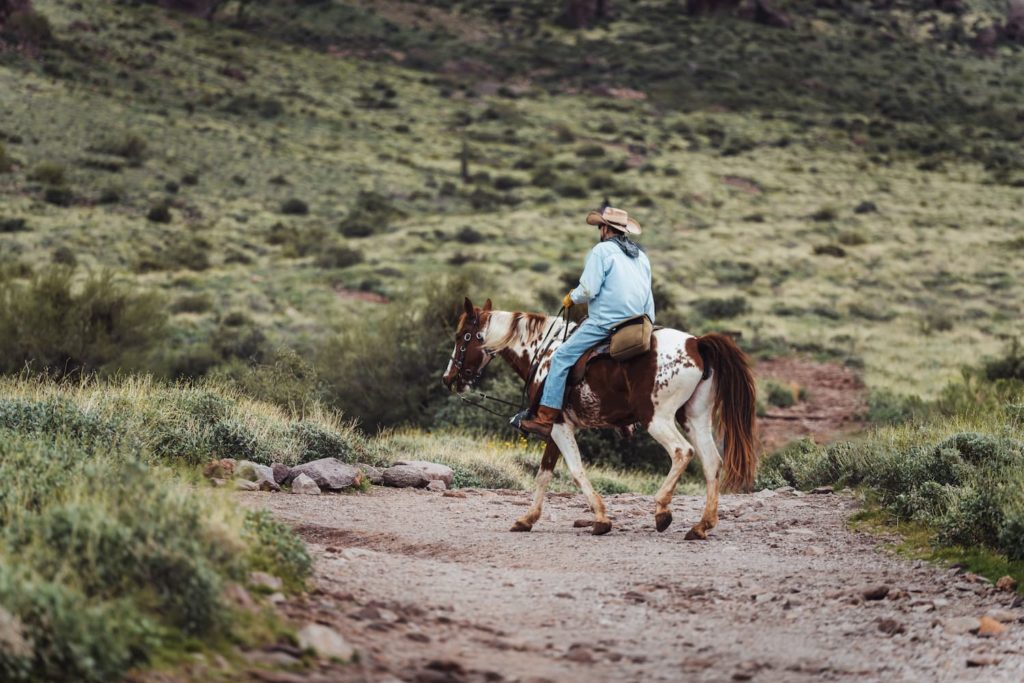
[569,240,655,330]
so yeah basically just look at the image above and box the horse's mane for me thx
[481,310,569,352]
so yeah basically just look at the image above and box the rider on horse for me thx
[518,206,655,438]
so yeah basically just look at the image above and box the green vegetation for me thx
[0,376,315,681]
[758,346,1024,573]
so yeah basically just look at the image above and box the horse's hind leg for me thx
[549,423,612,535]
[511,441,561,532]
[684,381,723,541]
[647,409,696,532]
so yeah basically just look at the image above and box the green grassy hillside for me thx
[0,0,1021,403]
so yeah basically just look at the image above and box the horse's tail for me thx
[696,333,758,492]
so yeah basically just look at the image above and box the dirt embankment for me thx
[245,487,1024,682]
[755,357,868,453]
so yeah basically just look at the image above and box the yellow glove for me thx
[562,292,574,309]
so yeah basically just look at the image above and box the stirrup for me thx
[509,409,531,436]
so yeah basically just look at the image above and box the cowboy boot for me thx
[518,406,562,439]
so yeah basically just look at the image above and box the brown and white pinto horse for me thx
[442,298,758,539]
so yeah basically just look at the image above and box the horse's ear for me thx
[464,297,474,316]
[482,298,492,312]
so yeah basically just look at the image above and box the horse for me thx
[441,297,758,539]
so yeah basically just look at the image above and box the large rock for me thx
[393,460,454,487]
[237,460,279,491]
[291,473,321,495]
[271,462,291,485]
[286,458,363,491]
[382,465,430,489]
[297,623,355,661]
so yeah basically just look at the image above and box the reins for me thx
[452,305,571,425]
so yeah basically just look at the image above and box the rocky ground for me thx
[240,485,1024,682]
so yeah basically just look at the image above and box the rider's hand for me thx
[562,292,574,309]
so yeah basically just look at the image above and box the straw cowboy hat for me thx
[585,206,642,235]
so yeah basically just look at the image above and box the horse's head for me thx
[442,297,495,393]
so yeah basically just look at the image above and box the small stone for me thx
[443,491,467,499]
[996,575,1018,592]
[244,650,301,668]
[932,598,949,608]
[271,462,291,485]
[236,460,275,483]
[268,592,286,604]
[773,486,795,494]
[291,473,321,495]
[406,632,431,643]
[573,519,595,528]
[297,623,355,661]
[966,655,1000,667]
[862,585,890,601]
[249,571,283,592]
[259,479,281,492]
[977,616,1006,637]
[985,609,1017,624]
[876,618,905,635]
[755,489,777,498]
[210,477,227,487]
[564,645,594,663]
[235,479,259,491]
[811,486,834,495]
[426,480,447,492]
[943,616,981,635]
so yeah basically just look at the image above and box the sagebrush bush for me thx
[695,296,749,320]
[209,347,325,417]
[28,161,66,186]
[341,190,405,237]
[0,266,168,376]
[0,424,310,682]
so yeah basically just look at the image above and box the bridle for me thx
[449,315,496,389]
[448,306,571,423]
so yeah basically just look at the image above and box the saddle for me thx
[568,316,660,386]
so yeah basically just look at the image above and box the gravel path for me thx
[246,487,1024,682]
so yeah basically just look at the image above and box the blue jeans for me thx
[539,320,611,410]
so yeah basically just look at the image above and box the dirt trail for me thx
[247,488,1024,683]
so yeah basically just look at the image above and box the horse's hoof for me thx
[684,526,708,541]
[510,521,532,532]
[655,511,673,532]
[591,521,612,536]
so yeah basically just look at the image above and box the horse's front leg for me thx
[549,423,612,535]
[511,441,561,532]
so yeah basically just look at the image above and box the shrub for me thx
[866,389,927,425]
[694,296,749,319]
[280,198,308,215]
[170,293,213,314]
[28,161,66,186]
[317,275,470,429]
[984,340,1024,382]
[241,510,311,591]
[492,175,522,191]
[0,142,12,173]
[209,347,326,417]
[576,144,605,158]
[455,226,484,244]
[0,267,168,376]
[146,203,172,223]
[809,206,838,222]
[135,237,210,272]
[315,245,363,269]
[2,9,53,46]
[0,218,28,233]
[51,246,76,266]
[764,380,800,408]
[813,244,846,257]
[89,133,146,166]
[341,191,405,237]
[43,187,74,207]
